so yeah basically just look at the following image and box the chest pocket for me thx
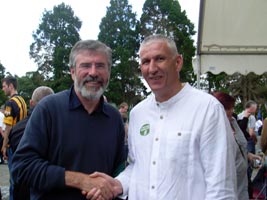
[165,130,192,164]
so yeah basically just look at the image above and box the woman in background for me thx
[212,91,261,200]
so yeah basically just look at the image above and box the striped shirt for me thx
[4,94,27,126]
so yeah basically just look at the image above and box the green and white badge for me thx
[140,123,150,136]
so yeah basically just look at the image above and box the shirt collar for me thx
[10,93,18,98]
[153,83,190,108]
[68,86,110,117]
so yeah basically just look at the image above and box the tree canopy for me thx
[1,1,265,116]
[29,3,81,91]
[139,0,196,82]
[98,0,147,106]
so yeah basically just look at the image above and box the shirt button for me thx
[151,185,155,189]
[152,161,156,165]
[177,132,182,136]
[155,137,159,141]
[160,115,163,119]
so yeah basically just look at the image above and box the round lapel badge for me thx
[140,124,150,136]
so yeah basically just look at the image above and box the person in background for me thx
[9,86,54,200]
[238,100,258,153]
[1,76,27,160]
[118,102,128,116]
[0,105,6,164]
[118,102,129,164]
[86,34,237,199]
[260,103,267,154]
[1,76,27,200]
[11,40,125,200]
[237,100,258,198]
[212,91,261,200]
[255,118,263,136]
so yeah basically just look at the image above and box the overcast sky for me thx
[0,0,200,77]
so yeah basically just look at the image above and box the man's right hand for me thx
[65,171,115,200]
[84,172,123,200]
[244,109,251,118]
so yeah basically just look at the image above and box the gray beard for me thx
[74,76,107,100]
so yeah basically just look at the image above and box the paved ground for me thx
[0,163,9,200]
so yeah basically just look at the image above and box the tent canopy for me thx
[193,0,267,76]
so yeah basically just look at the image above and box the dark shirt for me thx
[9,108,34,152]
[11,87,125,200]
[237,117,250,140]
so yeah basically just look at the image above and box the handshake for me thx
[66,171,123,200]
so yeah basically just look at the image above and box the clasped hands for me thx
[81,172,123,200]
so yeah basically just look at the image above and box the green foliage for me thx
[29,2,81,92]
[200,72,228,93]
[17,71,49,107]
[48,76,73,93]
[139,0,196,83]
[201,72,267,115]
[98,0,145,106]
[228,73,267,107]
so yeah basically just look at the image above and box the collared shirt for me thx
[116,83,237,200]
[12,87,125,200]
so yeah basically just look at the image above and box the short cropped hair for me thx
[69,40,112,71]
[31,86,54,104]
[2,76,18,90]
[139,34,179,56]
[245,100,257,109]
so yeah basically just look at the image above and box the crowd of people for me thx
[0,35,266,200]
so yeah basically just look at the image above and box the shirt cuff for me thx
[115,176,128,199]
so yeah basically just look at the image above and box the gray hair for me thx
[245,100,257,109]
[69,40,112,71]
[31,86,54,104]
[139,34,179,56]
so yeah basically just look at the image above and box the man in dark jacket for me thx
[11,40,126,200]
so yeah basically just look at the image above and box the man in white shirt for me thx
[86,35,237,200]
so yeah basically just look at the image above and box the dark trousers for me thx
[247,138,256,154]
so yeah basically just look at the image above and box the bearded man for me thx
[11,40,125,200]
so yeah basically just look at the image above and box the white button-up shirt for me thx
[116,83,237,200]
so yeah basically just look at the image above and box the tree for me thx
[139,0,196,82]
[17,71,49,107]
[228,73,267,107]
[29,3,81,91]
[200,72,228,93]
[199,72,267,114]
[98,0,146,106]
